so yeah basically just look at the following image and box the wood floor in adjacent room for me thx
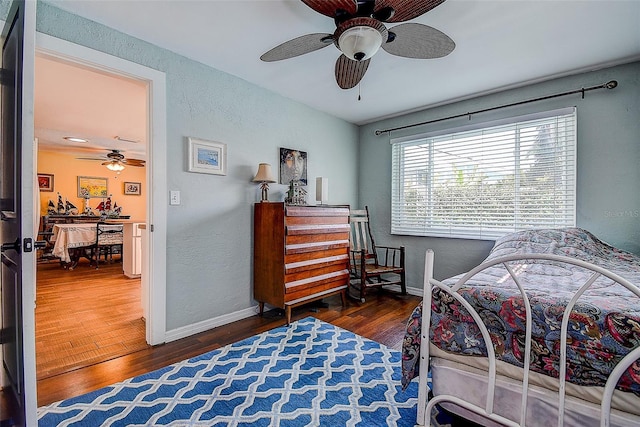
[35,290,422,407]
[35,257,147,380]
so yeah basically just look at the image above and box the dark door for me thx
[1,1,34,425]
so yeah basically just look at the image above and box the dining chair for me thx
[90,222,124,268]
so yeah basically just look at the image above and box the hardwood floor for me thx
[35,257,147,380]
[34,290,422,407]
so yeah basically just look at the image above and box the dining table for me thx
[51,223,124,268]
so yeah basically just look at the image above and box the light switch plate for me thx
[170,190,181,205]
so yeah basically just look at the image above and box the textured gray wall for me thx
[359,61,640,285]
[31,2,359,331]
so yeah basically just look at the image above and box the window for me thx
[391,108,576,239]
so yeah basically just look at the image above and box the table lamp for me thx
[253,163,276,202]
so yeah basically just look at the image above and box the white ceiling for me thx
[35,55,148,158]
[38,0,640,155]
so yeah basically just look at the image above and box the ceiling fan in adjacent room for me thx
[78,149,145,171]
[261,0,455,89]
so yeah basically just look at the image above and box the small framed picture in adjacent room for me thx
[124,182,141,195]
[78,176,108,198]
[37,173,54,192]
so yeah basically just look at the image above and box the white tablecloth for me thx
[51,223,123,263]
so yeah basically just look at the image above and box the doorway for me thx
[33,34,168,354]
[34,53,149,378]
[0,22,166,424]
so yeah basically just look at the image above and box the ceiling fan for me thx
[260,0,455,89]
[78,149,145,171]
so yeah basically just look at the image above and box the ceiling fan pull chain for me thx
[358,83,361,101]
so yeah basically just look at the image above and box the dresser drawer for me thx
[285,262,348,286]
[284,280,348,305]
[285,215,347,227]
[286,231,349,246]
[285,206,349,218]
[285,238,349,254]
[286,223,350,235]
[285,247,346,264]
[284,270,349,301]
[285,253,349,275]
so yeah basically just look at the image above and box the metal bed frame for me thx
[416,250,640,427]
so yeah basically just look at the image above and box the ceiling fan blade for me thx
[260,33,334,62]
[335,55,370,89]
[301,0,357,18]
[374,0,446,23]
[76,157,105,161]
[382,23,455,59]
[123,159,145,166]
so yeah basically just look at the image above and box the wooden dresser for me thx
[253,202,350,324]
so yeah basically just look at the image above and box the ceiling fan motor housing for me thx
[107,150,125,161]
[335,17,388,61]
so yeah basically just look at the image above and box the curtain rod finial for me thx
[605,80,618,90]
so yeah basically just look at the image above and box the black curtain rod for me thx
[374,80,618,136]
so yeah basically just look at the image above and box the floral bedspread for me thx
[401,228,640,396]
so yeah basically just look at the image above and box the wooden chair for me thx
[36,215,58,262]
[348,206,406,302]
[90,222,124,268]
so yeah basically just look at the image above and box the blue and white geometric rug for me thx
[38,317,428,426]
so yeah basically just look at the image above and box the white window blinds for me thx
[391,108,577,239]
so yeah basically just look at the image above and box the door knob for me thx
[34,240,47,249]
[1,238,20,253]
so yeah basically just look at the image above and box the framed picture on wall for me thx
[124,182,141,195]
[38,173,54,192]
[279,147,307,185]
[78,176,108,198]
[187,137,227,175]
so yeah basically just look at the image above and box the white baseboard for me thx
[381,283,423,297]
[164,287,424,343]
[405,285,423,296]
[164,305,259,343]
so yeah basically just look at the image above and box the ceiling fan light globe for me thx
[338,26,383,61]
[106,161,125,171]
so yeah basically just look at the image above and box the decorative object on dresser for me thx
[349,206,406,302]
[253,202,350,324]
[252,163,276,202]
[285,179,307,206]
[316,177,328,204]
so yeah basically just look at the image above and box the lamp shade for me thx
[253,163,276,183]
[338,26,383,61]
